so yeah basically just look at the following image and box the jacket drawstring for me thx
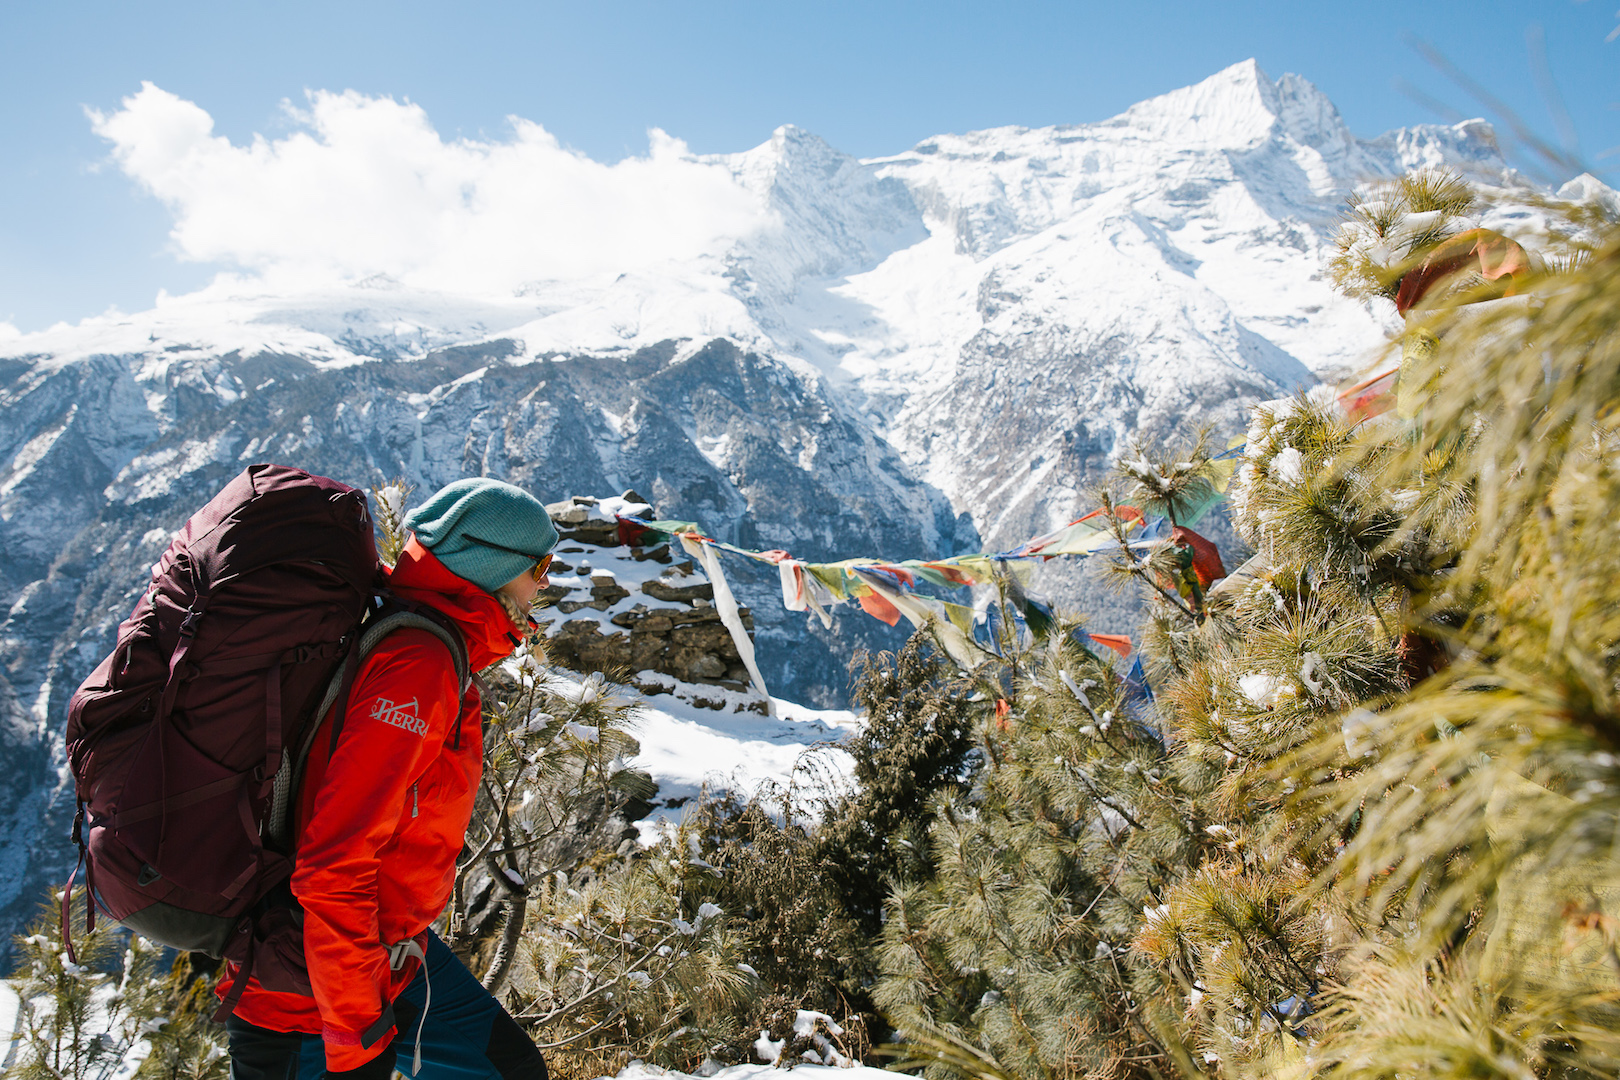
[388,939,431,1075]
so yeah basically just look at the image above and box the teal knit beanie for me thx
[404,477,559,593]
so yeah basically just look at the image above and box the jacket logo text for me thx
[370,697,427,737]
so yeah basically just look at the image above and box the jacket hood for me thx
[388,536,524,671]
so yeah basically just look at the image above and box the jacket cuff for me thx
[323,1017,394,1072]
[325,1039,397,1079]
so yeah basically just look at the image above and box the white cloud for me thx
[0,320,19,343]
[88,83,767,294]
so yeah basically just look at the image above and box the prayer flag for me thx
[857,589,902,626]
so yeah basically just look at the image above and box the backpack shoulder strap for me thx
[268,596,470,849]
[365,603,471,697]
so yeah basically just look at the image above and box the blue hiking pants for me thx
[226,932,547,1080]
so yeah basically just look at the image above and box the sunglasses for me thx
[465,537,555,582]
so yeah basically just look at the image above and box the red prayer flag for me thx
[1171,526,1227,588]
[857,589,902,626]
[1071,504,1141,527]
[925,562,978,586]
[1394,228,1531,314]
[994,698,1013,731]
[1337,365,1398,424]
[1088,633,1134,659]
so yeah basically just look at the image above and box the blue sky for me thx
[2,0,1616,332]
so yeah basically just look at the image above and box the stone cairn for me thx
[536,492,765,714]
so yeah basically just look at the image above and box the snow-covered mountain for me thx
[0,59,1512,949]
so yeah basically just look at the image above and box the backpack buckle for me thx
[387,938,426,971]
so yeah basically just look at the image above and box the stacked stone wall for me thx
[536,493,762,713]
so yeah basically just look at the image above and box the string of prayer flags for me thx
[611,502,1172,674]
[998,505,1140,559]
[605,456,1262,684]
[577,435,1329,741]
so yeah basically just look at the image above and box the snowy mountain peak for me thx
[1272,70,1357,151]
[723,125,926,303]
[758,124,845,168]
[1119,58,1299,149]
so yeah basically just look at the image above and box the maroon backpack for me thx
[64,464,468,1014]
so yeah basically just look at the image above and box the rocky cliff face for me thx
[0,60,1520,950]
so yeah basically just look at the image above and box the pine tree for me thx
[1130,176,1620,1077]
[675,635,979,1042]
[498,636,981,1078]
[5,899,224,1080]
[1124,391,1414,1075]
[872,609,1200,1080]
[868,176,1618,1079]
[499,813,759,1079]
[132,955,229,1080]
[1327,168,1477,303]
[822,637,979,938]
[1280,188,1620,1077]
[6,899,122,1080]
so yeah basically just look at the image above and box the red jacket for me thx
[222,539,522,1069]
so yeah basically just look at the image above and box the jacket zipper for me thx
[411,783,419,818]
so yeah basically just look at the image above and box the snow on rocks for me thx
[536,493,859,835]
[745,1009,858,1069]
[538,493,766,712]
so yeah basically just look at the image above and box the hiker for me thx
[221,477,558,1080]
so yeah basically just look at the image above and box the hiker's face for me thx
[498,564,546,608]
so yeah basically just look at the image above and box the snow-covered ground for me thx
[614,1064,893,1080]
[631,691,857,829]
[0,999,893,1080]
[0,980,19,1072]
[532,498,862,834]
